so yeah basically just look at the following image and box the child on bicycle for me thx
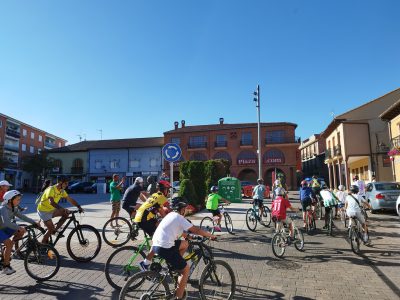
[271,187,298,242]
[299,180,315,228]
[346,185,371,243]
[205,186,231,232]
[0,190,38,275]
[320,185,338,229]
[252,178,266,220]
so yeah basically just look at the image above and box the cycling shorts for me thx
[208,209,221,216]
[138,218,157,237]
[153,240,186,271]
[300,198,312,211]
[253,199,264,208]
[347,210,365,225]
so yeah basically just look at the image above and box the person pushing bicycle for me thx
[205,186,231,232]
[299,180,315,228]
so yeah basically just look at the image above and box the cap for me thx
[0,180,12,187]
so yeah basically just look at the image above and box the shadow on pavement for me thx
[234,285,285,300]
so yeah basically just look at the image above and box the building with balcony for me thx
[299,134,328,181]
[380,97,400,182]
[164,119,301,189]
[322,88,400,189]
[47,137,164,185]
[0,113,66,190]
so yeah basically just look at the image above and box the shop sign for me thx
[238,159,256,165]
[264,158,284,164]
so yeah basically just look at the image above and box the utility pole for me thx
[98,129,103,140]
[253,85,262,180]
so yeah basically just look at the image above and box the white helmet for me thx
[2,190,22,205]
[135,177,144,184]
[338,185,345,191]
[275,187,286,196]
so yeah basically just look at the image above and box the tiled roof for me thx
[164,122,298,134]
[380,98,400,121]
[47,137,164,152]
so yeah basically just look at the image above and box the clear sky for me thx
[1,1,399,145]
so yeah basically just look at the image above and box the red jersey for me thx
[271,196,291,220]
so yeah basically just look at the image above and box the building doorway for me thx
[238,169,257,184]
[265,168,285,188]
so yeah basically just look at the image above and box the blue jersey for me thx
[299,187,314,202]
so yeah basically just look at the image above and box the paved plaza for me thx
[0,192,399,300]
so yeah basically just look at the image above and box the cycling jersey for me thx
[37,185,68,212]
[252,185,265,200]
[271,196,291,220]
[134,192,167,223]
[311,178,321,188]
[206,193,222,210]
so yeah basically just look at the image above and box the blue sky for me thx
[1,1,399,144]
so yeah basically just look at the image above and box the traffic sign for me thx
[162,143,182,162]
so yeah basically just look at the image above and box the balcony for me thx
[45,142,56,149]
[187,142,207,149]
[333,145,342,157]
[71,167,84,174]
[265,136,301,145]
[214,141,227,148]
[390,135,400,148]
[4,144,19,152]
[6,128,20,139]
[325,149,332,160]
[376,143,390,154]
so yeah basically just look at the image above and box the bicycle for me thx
[20,210,102,262]
[200,204,234,234]
[271,214,304,258]
[245,200,271,232]
[314,195,324,220]
[338,204,347,228]
[102,216,140,247]
[348,216,369,254]
[304,206,316,234]
[106,231,214,290]
[3,224,60,281]
[119,237,236,300]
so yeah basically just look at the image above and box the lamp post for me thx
[253,84,262,180]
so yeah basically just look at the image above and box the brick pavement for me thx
[0,192,399,299]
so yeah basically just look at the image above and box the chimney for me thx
[181,120,185,128]
[174,121,179,130]
[219,118,224,125]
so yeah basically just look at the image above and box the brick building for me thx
[164,119,301,189]
[0,113,66,189]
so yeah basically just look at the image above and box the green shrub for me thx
[179,179,198,206]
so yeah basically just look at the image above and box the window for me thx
[58,142,61,147]
[215,134,227,147]
[240,132,252,145]
[22,144,26,151]
[110,160,120,169]
[266,130,285,143]
[23,129,27,136]
[95,160,102,169]
[39,135,42,142]
[0,120,2,127]
[130,160,140,168]
[171,137,180,144]
[150,158,157,167]
[188,136,207,148]
[30,146,34,153]
[31,132,35,139]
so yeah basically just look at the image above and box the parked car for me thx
[396,195,400,217]
[241,181,270,199]
[67,181,93,194]
[172,181,180,193]
[365,182,400,213]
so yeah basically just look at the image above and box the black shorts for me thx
[253,199,264,208]
[208,209,220,216]
[301,198,312,211]
[153,240,186,271]
[122,201,137,216]
[138,218,157,237]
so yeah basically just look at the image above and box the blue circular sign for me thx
[162,143,182,162]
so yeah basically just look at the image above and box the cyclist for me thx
[336,185,347,221]
[135,182,170,270]
[310,175,321,199]
[272,173,288,199]
[121,177,147,219]
[0,190,38,275]
[271,187,298,242]
[152,197,217,300]
[37,176,83,244]
[353,175,366,199]
[346,185,371,243]
[252,178,266,219]
[205,186,231,232]
[299,180,315,228]
[146,175,157,196]
[319,185,338,230]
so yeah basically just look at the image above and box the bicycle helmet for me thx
[147,176,154,184]
[338,185,345,191]
[210,186,218,193]
[349,185,359,194]
[2,190,22,206]
[301,180,308,187]
[275,187,286,196]
[170,197,188,211]
[257,178,264,184]
[134,177,144,184]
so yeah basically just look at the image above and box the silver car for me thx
[365,182,400,213]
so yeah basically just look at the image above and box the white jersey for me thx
[336,191,347,204]
[152,212,192,249]
[346,194,366,215]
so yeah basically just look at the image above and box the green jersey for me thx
[206,193,222,210]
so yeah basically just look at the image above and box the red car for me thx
[241,181,270,199]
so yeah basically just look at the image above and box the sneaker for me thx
[363,233,369,243]
[2,266,16,275]
[213,226,222,232]
[138,261,149,271]
[323,225,328,230]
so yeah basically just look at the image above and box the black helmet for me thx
[171,197,188,211]
[350,185,359,194]
[147,176,154,184]
[210,186,218,193]
[57,176,69,184]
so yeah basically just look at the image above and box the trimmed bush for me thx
[179,179,198,206]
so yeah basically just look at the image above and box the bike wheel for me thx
[24,243,60,281]
[311,215,316,230]
[294,227,305,251]
[245,208,257,232]
[15,225,46,259]
[66,224,101,262]
[102,217,132,247]
[224,213,234,234]
[350,227,361,254]
[105,245,146,290]
[119,270,170,300]
[271,233,286,258]
[200,217,215,234]
[305,212,310,234]
[260,205,271,227]
[328,210,333,236]
[199,260,236,300]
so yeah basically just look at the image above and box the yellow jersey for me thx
[134,192,167,222]
[37,185,68,212]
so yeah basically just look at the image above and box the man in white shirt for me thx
[353,175,366,198]
[152,197,217,300]
[345,185,371,243]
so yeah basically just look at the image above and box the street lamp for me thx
[253,84,262,180]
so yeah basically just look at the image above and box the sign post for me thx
[162,143,182,198]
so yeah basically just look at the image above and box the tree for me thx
[21,153,56,178]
